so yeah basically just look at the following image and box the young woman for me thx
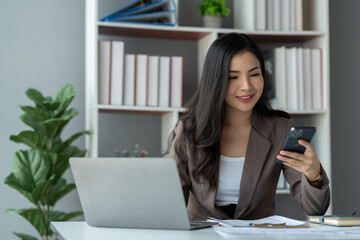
[168,33,330,220]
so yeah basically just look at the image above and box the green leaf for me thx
[13,232,39,240]
[4,173,35,204]
[12,149,52,191]
[50,210,83,222]
[21,106,51,121]
[26,88,45,109]
[6,208,47,236]
[61,130,90,153]
[61,108,78,120]
[43,118,69,140]
[55,84,76,116]
[10,131,50,149]
[43,100,60,111]
[20,114,47,134]
[49,179,76,206]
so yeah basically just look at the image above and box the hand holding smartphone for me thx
[277,127,316,163]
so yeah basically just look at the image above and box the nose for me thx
[240,76,252,91]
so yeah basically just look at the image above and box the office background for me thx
[0,0,359,239]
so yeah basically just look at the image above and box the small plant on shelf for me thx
[197,0,230,18]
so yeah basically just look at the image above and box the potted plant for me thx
[4,84,90,240]
[197,0,230,28]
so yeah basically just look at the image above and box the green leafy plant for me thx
[4,84,90,240]
[197,0,230,17]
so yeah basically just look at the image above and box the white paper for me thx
[209,215,305,227]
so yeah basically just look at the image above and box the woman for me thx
[168,33,330,220]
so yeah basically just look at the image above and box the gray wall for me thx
[0,0,85,239]
[329,0,360,215]
[1,0,359,238]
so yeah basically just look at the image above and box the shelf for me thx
[98,22,325,42]
[97,104,187,115]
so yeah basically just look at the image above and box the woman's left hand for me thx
[277,139,321,181]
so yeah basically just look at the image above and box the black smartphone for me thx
[277,127,316,163]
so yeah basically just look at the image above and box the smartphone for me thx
[277,127,316,163]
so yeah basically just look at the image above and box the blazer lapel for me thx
[234,115,272,218]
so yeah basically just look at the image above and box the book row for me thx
[264,47,323,111]
[98,40,183,108]
[99,0,176,26]
[234,0,303,31]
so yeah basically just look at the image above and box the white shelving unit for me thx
[85,0,330,209]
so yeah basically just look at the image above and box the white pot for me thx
[203,14,222,28]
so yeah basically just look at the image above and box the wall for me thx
[0,0,85,239]
[329,0,360,215]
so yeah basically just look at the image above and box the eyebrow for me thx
[229,66,260,73]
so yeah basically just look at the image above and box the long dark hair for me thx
[170,33,289,189]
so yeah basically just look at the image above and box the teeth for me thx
[239,96,251,99]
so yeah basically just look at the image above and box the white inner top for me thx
[215,155,245,207]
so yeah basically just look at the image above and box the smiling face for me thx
[225,51,264,114]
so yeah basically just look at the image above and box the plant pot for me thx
[203,14,222,28]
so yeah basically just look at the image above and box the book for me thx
[135,54,148,106]
[296,47,304,110]
[233,0,256,30]
[100,0,176,26]
[308,215,360,226]
[311,48,323,110]
[302,48,312,110]
[286,47,298,110]
[147,55,160,106]
[274,46,287,110]
[255,0,266,30]
[98,41,111,105]
[124,54,137,106]
[110,41,124,105]
[281,0,290,31]
[158,56,170,107]
[170,56,183,108]
[100,0,152,21]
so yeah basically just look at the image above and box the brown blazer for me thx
[169,113,330,220]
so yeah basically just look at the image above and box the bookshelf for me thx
[85,0,330,206]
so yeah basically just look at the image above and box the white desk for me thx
[51,222,360,240]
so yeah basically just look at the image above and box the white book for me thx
[289,0,296,31]
[266,0,273,30]
[135,54,148,106]
[159,56,170,107]
[233,0,255,30]
[147,55,159,106]
[275,46,287,110]
[296,48,304,110]
[302,48,312,110]
[170,56,183,108]
[295,0,303,31]
[256,0,266,30]
[98,41,111,105]
[286,47,298,110]
[124,54,136,106]
[273,0,281,31]
[110,41,124,105]
[311,48,323,110]
[281,0,290,31]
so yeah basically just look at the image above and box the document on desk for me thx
[209,215,360,236]
[209,215,306,227]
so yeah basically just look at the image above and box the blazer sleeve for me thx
[282,119,330,215]
[168,121,191,205]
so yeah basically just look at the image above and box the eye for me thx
[228,76,238,80]
[250,73,260,77]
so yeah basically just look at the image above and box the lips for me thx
[236,94,254,103]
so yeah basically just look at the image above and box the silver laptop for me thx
[70,157,216,230]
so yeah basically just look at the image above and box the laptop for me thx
[70,157,217,230]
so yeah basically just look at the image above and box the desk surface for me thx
[51,222,360,240]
